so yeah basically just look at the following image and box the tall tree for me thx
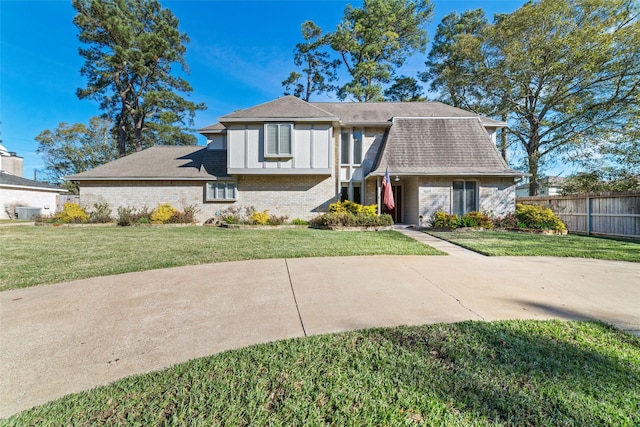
[383,76,425,101]
[282,21,340,101]
[73,0,205,157]
[35,117,118,193]
[420,9,488,111]
[330,0,433,101]
[424,0,640,195]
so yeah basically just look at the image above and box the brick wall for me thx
[418,177,516,224]
[479,178,516,217]
[79,176,339,223]
[236,175,337,220]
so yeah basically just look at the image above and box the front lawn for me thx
[0,226,443,291]
[427,230,640,262]
[3,320,638,426]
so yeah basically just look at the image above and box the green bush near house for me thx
[430,211,493,229]
[515,203,566,231]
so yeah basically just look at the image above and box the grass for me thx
[427,230,640,262]
[0,226,444,291]
[2,320,638,426]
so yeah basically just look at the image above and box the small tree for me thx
[35,116,118,193]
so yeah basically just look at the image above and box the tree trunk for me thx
[528,150,540,196]
[135,119,144,152]
[117,113,127,158]
[500,113,508,161]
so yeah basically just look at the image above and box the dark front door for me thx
[383,185,402,223]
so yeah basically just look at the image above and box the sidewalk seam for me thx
[285,259,307,337]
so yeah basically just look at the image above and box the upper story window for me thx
[340,129,363,165]
[265,123,293,157]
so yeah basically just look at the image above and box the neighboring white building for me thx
[0,144,66,220]
[516,176,566,198]
[69,96,528,224]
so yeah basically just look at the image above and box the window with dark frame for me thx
[452,181,477,215]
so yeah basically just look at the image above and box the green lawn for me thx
[0,226,443,291]
[427,230,640,262]
[3,320,638,426]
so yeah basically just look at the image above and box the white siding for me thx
[0,187,61,219]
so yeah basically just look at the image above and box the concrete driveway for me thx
[1,229,639,417]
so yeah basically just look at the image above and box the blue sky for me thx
[1,0,527,180]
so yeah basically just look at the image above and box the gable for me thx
[220,96,338,122]
[370,117,524,177]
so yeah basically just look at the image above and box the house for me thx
[0,144,67,220]
[68,96,526,224]
[516,176,566,198]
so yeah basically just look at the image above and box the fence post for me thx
[586,196,592,235]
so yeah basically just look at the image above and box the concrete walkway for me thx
[1,230,639,417]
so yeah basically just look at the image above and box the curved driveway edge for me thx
[1,247,639,417]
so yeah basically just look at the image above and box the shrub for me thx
[168,205,199,224]
[309,212,392,228]
[292,218,308,225]
[362,204,378,216]
[117,206,152,226]
[219,205,255,224]
[267,214,288,225]
[515,203,566,231]
[328,201,379,216]
[117,206,135,226]
[431,211,459,229]
[431,211,493,229]
[463,211,494,229]
[151,203,177,224]
[88,202,112,223]
[223,215,239,224]
[493,213,519,229]
[250,210,270,225]
[55,203,89,224]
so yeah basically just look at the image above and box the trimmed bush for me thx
[151,203,178,224]
[55,203,89,224]
[310,212,393,228]
[430,211,494,229]
[431,211,459,229]
[515,203,566,231]
[291,218,308,225]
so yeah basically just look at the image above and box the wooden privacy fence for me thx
[517,191,640,239]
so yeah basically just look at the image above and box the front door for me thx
[383,185,402,223]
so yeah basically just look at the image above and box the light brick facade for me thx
[79,176,340,223]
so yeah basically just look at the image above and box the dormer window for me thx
[265,123,293,157]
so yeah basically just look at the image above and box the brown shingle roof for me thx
[311,101,505,126]
[220,96,338,122]
[370,118,524,177]
[66,146,229,181]
[198,122,226,134]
